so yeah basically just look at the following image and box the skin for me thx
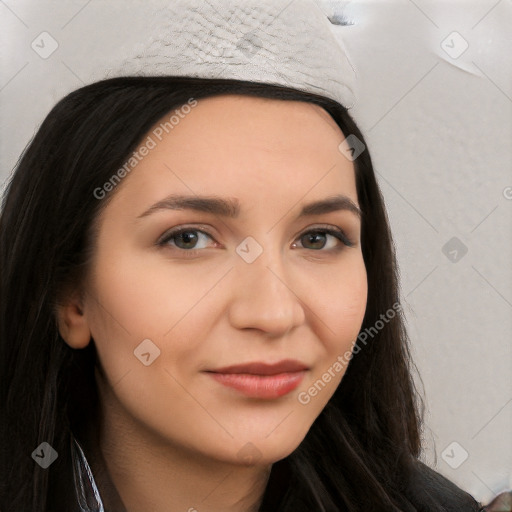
[57,95,368,512]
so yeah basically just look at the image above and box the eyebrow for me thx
[137,194,362,220]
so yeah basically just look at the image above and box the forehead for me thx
[162,94,345,153]
[107,94,357,212]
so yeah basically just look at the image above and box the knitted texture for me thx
[98,0,356,108]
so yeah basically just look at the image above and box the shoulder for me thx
[404,460,484,512]
[483,491,512,511]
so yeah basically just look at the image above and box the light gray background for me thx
[1,0,511,505]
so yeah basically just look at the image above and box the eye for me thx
[157,227,217,252]
[157,224,355,256]
[293,226,355,251]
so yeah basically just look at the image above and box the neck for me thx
[96,385,272,512]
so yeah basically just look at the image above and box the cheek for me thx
[296,257,367,410]
[88,238,224,333]
[312,256,368,352]
[84,245,230,383]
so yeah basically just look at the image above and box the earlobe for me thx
[56,297,91,349]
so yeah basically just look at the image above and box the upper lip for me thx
[207,359,309,376]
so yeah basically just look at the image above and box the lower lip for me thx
[208,371,306,399]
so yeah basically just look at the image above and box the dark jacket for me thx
[48,422,503,512]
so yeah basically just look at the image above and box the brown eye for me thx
[296,227,354,251]
[301,231,329,250]
[173,230,200,249]
[158,228,215,251]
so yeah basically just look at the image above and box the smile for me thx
[205,359,309,399]
[207,371,307,399]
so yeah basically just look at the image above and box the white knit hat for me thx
[93,0,357,108]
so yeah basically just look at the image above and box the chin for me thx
[225,428,309,467]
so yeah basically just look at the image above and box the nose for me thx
[227,247,306,337]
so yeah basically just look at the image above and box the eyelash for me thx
[157,224,355,257]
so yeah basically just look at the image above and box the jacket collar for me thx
[70,433,105,511]
[70,420,128,512]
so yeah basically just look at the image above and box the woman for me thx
[0,74,489,512]
[0,1,504,511]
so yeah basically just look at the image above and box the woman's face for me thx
[64,94,367,465]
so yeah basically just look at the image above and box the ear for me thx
[55,290,91,349]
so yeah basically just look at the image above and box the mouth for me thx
[205,360,309,399]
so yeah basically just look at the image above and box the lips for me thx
[211,360,309,376]
[205,359,308,399]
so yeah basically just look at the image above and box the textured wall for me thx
[335,1,512,504]
[1,0,510,505]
